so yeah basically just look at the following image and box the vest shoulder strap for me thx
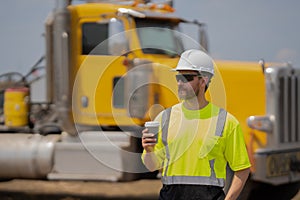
[215,108,227,137]
[161,107,172,145]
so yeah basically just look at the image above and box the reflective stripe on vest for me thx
[161,107,227,186]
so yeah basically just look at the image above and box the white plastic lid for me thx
[145,121,160,127]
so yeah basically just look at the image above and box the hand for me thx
[142,128,157,152]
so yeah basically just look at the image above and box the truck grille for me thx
[278,73,300,143]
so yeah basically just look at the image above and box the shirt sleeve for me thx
[224,122,251,171]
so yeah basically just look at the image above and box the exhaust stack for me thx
[45,0,77,135]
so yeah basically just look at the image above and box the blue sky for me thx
[0,0,300,76]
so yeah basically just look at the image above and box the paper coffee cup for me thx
[145,121,160,141]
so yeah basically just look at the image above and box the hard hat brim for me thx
[170,67,200,72]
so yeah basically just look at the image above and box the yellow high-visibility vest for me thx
[143,102,251,187]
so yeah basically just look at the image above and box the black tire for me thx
[121,134,159,181]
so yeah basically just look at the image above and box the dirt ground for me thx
[0,179,161,200]
[0,179,299,200]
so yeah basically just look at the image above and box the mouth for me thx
[178,88,187,97]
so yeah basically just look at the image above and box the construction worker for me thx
[141,49,251,200]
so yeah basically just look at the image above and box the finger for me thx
[143,137,156,142]
[142,128,149,134]
[142,133,155,139]
[142,141,156,148]
[142,138,156,145]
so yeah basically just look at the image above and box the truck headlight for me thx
[247,115,274,133]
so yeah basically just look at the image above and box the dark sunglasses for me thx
[175,74,202,83]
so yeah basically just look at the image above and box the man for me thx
[142,49,251,200]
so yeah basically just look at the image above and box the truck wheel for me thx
[239,179,300,200]
[121,135,158,181]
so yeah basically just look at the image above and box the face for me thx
[176,70,202,100]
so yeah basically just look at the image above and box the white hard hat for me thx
[173,49,214,76]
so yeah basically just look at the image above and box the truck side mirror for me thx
[108,18,129,55]
[199,26,209,52]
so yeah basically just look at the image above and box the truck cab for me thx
[46,2,206,134]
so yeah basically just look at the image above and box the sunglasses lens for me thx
[176,74,196,82]
[175,75,183,82]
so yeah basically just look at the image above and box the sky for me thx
[175,0,300,66]
[0,0,300,76]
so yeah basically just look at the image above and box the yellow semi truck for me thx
[0,0,299,199]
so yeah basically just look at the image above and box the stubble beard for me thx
[178,87,199,100]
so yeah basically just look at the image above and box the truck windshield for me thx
[135,18,183,57]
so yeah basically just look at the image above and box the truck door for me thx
[73,16,132,129]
